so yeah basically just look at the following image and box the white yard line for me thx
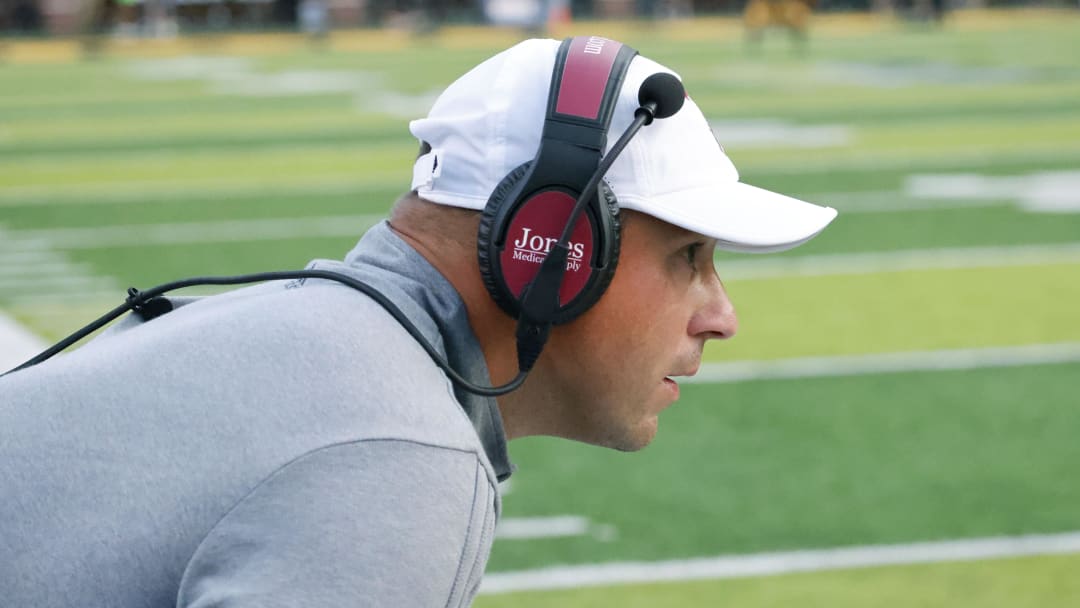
[0,249,70,264]
[496,516,592,541]
[0,261,95,278]
[0,274,118,292]
[688,343,1080,384]
[805,190,1011,213]
[752,147,1080,175]
[480,531,1080,594]
[718,242,1080,279]
[0,226,120,304]
[0,178,390,207]
[2,214,386,250]
[5,289,125,306]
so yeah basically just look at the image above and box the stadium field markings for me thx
[496,476,617,542]
[0,215,386,250]
[0,226,120,304]
[496,516,617,542]
[0,274,118,292]
[688,343,1080,384]
[0,178,390,207]
[718,242,1080,279]
[123,57,443,119]
[905,170,1080,213]
[811,169,1080,214]
[0,260,97,279]
[746,146,1080,175]
[3,290,122,307]
[0,249,71,265]
[479,530,1080,594]
[808,190,1009,213]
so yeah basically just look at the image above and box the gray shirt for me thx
[0,221,512,607]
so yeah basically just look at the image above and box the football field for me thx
[2,9,1079,605]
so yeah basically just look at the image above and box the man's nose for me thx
[688,272,738,340]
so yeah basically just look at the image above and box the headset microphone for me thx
[513,72,687,375]
[637,72,686,122]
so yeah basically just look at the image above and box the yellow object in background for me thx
[743,0,813,33]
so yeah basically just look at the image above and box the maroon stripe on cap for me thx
[554,37,623,120]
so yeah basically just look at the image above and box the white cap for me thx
[409,38,837,253]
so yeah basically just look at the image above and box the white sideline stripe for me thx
[0,261,95,278]
[479,531,1080,594]
[718,242,1080,279]
[0,250,68,264]
[6,289,125,305]
[0,179,391,207]
[0,274,118,292]
[2,215,386,250]
[0,311,46,371]
[497,516,591,541]
[807,190,1012,213]
[755,146,1080,175]
[0,238,51,252]
[688,343,1080,384]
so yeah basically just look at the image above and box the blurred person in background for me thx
[743,0,815,50]
[0,36,835,606]
[3,0,44,32]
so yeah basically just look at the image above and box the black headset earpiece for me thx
[477,162,621,324]
[477,37,637,327]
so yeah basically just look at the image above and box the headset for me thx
[1,37,685,396]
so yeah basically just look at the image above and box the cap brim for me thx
[619,181,838,254]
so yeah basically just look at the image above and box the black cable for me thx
[1,270,528,396]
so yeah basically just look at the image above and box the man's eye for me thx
[685,242,703,268]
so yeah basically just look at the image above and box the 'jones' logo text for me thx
[511,227,586,272]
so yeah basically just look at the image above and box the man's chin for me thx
[554,410,660,452]
[609,415,659,452]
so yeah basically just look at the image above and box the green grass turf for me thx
[706,262,1080,361]
[487,363,1080,571]
[1,12,1079,602]
[474,553,1080,607]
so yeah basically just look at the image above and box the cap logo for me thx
[583,36,607,54]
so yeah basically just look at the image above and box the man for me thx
[0,38,835,606]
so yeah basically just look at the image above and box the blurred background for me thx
[2,1,1079,605]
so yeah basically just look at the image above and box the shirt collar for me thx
[332,221,514,481]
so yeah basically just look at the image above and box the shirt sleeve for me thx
[176,440,497,608]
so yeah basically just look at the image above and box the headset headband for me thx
[532,37,639,192]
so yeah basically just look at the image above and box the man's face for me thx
[540,210,738,451]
